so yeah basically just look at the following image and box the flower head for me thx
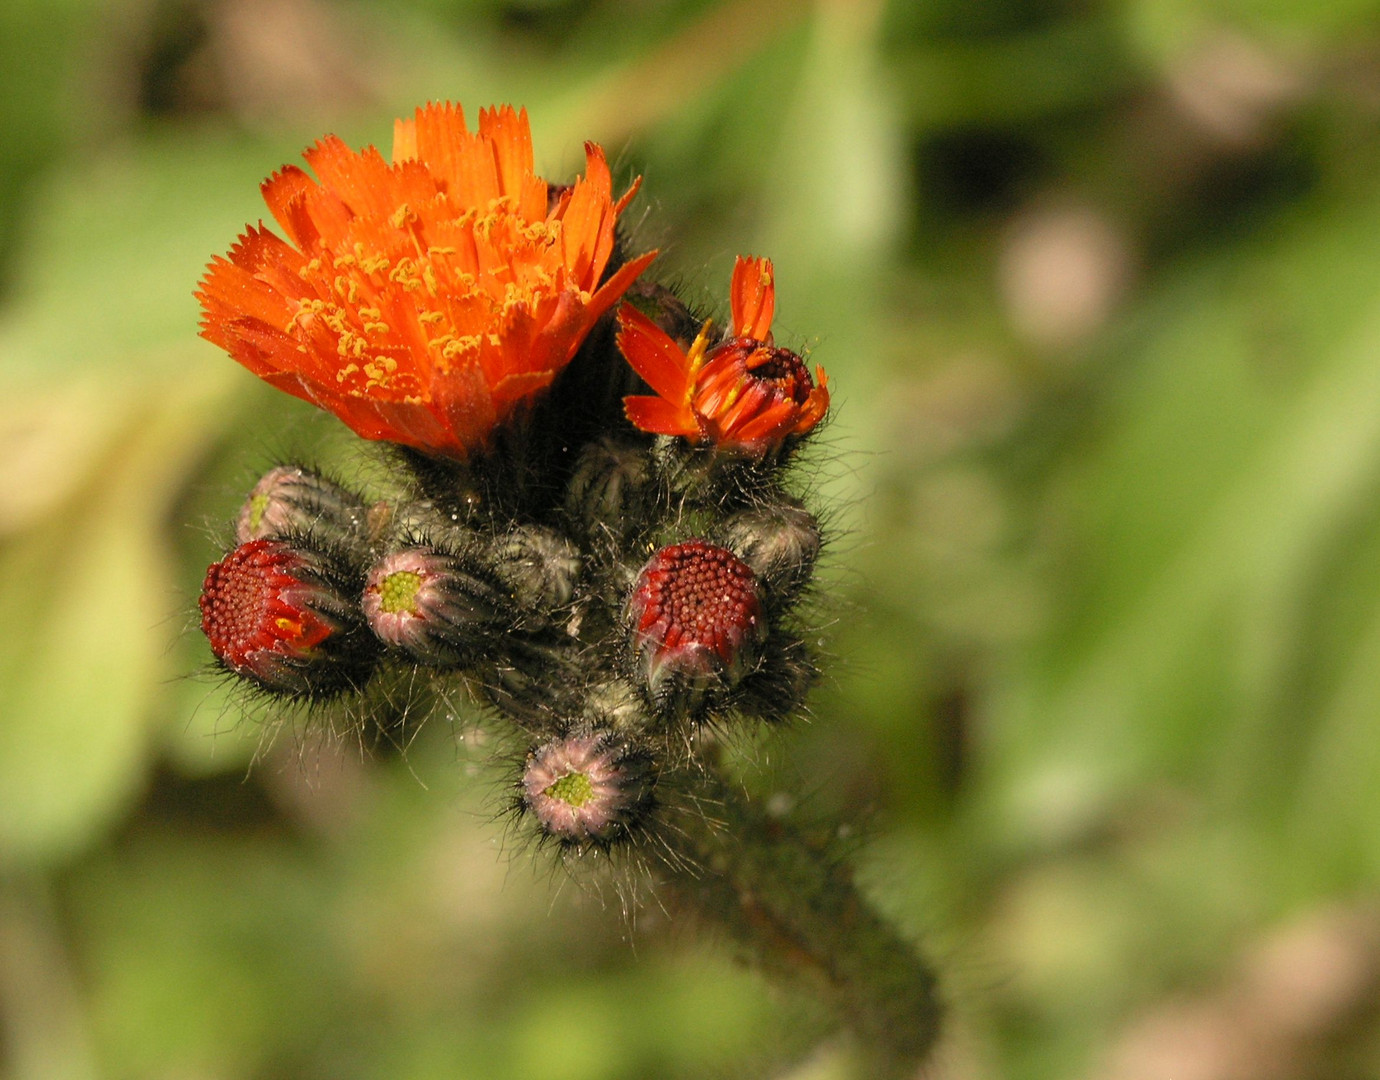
[197,103,656,458]
[200,539,373,696]
[619,256,829,455]
[361,546,504,663]
[521,730,655,845]
[627,539,764,699]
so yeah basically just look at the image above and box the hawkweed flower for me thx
[197,103,657,459]
[627,539,764,701]
[619,256,829,455]
[200,539,373,696]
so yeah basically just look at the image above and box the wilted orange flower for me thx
[619,256,828,455]
[197,103,656,458]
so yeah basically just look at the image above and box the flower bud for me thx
[235,465,366,544]
[200,539,374,697]
[491,525,582,613]
[718,500,820,602]
[521,729,655,846]
[361,547,508,665]
[627,540,764,705]
[566,437,652,542]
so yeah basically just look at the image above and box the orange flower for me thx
[197,103,656,458]
[619,256,829,455]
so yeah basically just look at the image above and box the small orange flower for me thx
[619,256,829,455]
[197,103,656,458]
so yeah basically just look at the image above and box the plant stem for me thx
[658,762,942,1078]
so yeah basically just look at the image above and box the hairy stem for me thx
[659,762,942,1077]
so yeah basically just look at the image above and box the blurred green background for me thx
[5,0,1380,1076]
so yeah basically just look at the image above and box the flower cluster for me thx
[197,103,830,850]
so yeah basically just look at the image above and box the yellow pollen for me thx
[545,771,595,807]
[442,335,481,358]
[377,570,423,614]
[419,310,445,325]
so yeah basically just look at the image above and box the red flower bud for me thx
[627,540,764,701]
[200,539,371,696]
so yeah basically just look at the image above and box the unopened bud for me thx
[719,500,820,602]
[521,729,655,846]
[362,547,507,665]
[627,540,764,705]
[491,525,582,613]
[235,465,366,544]
[200,539,374,696]
[566,437,651,541]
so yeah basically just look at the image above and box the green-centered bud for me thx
[520,728,656,847]
[236,465,367,545]
[361,546,507,665]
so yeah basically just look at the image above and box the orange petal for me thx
[560,144,613,289]
[730,255,775,341]
[392,115,418,164]
[410,101,471,192]
[302,137,398,220]
[260,166,316,247]
[726,399,799,449]
[479,105,534,201]
[617,304,692,403]
[624,394,699,437]
[586,249,658,323]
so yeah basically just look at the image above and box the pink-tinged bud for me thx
[627,540,764,701]
[199,539,371,696]
[521,730,654,845]
[361,547,505,664]
[235,465,365,544]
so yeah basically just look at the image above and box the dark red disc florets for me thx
[735,340,815,404]
[200,539,356,695]
[628,540,763,697]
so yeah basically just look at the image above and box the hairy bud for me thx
[361,547,508,665]
[627,540,764,706]
[718,500,820,603]
[566,437,652,541]
[521,729,655,846]
[235,465,366,545]
[491,525,582,613]
[200,539,374,696]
